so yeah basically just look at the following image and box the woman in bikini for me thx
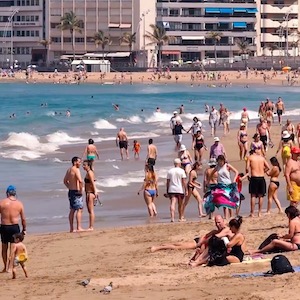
[83,160,97,230]
[240,107,249,129]
[250,206,300,254]
[193,130,207,163]
[250,133,265,156]
[266,157,283,214]
[138,164,158,217]
[178,144,193,175]
[237,123,248,160]
[183,162,206,219]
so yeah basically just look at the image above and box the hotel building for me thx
[156,0,257,62]
[256,0,300,57]
[46,0,156,66]
[0,0,45,68]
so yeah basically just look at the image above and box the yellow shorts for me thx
[287,181,300,202]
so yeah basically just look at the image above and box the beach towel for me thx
[232,266,300,278]
[204,183,240,214]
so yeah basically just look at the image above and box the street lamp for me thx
[141,9,150,68]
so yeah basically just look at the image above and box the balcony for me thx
[260,4,298,14]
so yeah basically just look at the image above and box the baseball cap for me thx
[173,111,178,114]
[291,147,300,154]
[214,137,220,142]
[174,158,181,164]
[6,185,16,196]
[208,158,217,166]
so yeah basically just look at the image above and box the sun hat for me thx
[179,144,186,151]
[173,111,178,114]
[282,131,290,139]
[6,185,16,196]
[214,137,220,142]
[208,158,217,166]
[240,123,245,127]
[291,147,300,154]
[174,158,181,164]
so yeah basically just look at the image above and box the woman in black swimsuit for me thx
[266,157,283,214]
[193,130,207,162]
[250,206,300,254]
[237,123,248,160]
[83,160,97,230]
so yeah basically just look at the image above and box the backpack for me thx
[270,255,294,275]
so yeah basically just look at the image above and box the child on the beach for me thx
[235,172,248,215]
[132,140,141,158]
[9,233,28,279]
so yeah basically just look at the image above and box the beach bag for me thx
[258,233,278,250]
[270,255,294,275]
[207,236,228,267]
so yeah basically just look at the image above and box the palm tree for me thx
[235,38,252,70]
[39,39,51,65]
[206,31,223,67]
[57,11,84,60]
[92,30,112,60]
[144,24,174,68]
[267,44,279,61]
[120,32,136,66]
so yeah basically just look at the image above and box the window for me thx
[169,9,179,17]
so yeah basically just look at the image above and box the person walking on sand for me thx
[82,160,97,231]
[266,157,283,214]
[166,158,187,222]
[275,97,285,125]
[240,108,249,129]
[0,185,26,272]
[237,123,248,160]
[282,119,295,144]
[209,106,219,136]
[146,138,157,167]
[276,131,293,170]
[246,147,270,217]
[285,147,300,206]
[63,157,84,232]
[210,137,226,160]
[138,164,158,217]
[173,120,187,150]
[82,138,99,168]
[116,127,129,160]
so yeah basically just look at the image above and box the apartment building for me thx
[156,0,257,62]
[0,0,45,68]
[256,0,300,57]
[46,0,156,67]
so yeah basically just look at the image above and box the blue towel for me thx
[232,266,300,278]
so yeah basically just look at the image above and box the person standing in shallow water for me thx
[82,138,99,169]
[63,157,84,232]
[116,127,129,160]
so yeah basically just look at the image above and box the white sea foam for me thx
[116,115,143,124]
[46,131,84,145]
[90,131,99,136]
[105,159,116,162]
[285,109,300,117]
[0,150,43,161]
[144,112,172,123]
[99,169,145,187]
[93,119,117,129]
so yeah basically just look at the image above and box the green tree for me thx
[144,24,174,68]
[57,11,84,60]
[39,39,51,65]
[120,32,136,66]
[206,31,223,67]
[92,30,112,60]
[266,44,279,65]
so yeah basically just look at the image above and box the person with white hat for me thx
[166,158,187,222]
[173,119,187,150]
[169,111,182,136]
[276,130,293,169]
[178,144,193,175]
[210,137,226,160]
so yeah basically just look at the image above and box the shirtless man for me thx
[0,185,26,272]
[246,148,270,217]
[275,97,285,125]
[256,119,270,151]
[146,139,157,167]
[282,119,295,144]
[189,215,234,267]
[116,127,129,160]
[82,138,99,167]
[63,157,84,232]
[285,147,300,206]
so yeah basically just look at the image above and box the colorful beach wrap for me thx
[204,183,240,214]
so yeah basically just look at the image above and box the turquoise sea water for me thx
[0,83,299,233]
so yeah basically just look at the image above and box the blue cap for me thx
[6,185,16,195]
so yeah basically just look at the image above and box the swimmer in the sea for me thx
[156,107,161,112]
[66,110,71,117]
[113,104,119,111]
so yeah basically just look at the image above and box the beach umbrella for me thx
[282,66,291,72]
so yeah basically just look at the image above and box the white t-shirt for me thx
[167,167,186,194]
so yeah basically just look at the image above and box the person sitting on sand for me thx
[150,215,230,253]
[250,206,300,254]
[9,233,28,279]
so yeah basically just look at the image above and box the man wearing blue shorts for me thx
[64,157,84,232]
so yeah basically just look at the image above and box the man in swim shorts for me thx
[246,147,270,217]
[63,157,84,232]
[146,138,157,167]
[0,185,26,272]
[285,147,300,206]
[275,97,285,125]
[116,127,129,160]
